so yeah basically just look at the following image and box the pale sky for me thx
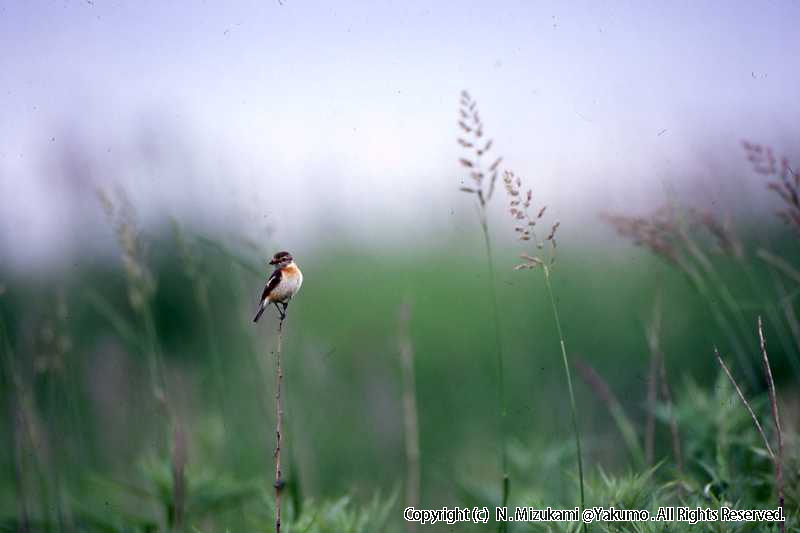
[1,1,798,270]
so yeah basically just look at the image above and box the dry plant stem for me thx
[398,300,420,531]
[171,422,187,529]
[478,212,510,523]
[714,348,774,458]
[758,318,785,532]
[543,265,585,523]
[274,317,285,533]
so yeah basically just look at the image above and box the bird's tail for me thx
[253,303,266,323]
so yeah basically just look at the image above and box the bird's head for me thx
[269,251,294,267]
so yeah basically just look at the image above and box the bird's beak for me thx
[269,259,277,265]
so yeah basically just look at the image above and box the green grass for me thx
[0,227,798,531]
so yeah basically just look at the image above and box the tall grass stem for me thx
[274,317,285,533]
[398,299,420,531]
[543,265,585,524]
[714,347,773,458]
[758,317,785,533]
[478,213,510,528]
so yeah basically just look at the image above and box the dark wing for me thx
[260,267,282,302]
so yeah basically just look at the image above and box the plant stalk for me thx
[758,318,785,533]
[478,213,510,531]
[274,317,285,533]
[398,299,420,532]
[543,265,585,526]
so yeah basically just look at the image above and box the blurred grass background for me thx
[2,2,799,530]
[1,213,798,530]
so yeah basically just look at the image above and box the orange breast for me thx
[282,265,300,276]
[266,264,303,303]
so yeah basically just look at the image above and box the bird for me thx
[253,251,303,323]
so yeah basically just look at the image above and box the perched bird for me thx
[253,251,303,322]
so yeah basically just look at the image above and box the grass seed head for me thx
[456,91,503,206]
[502,170,557,268]
[743,140,800,233]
